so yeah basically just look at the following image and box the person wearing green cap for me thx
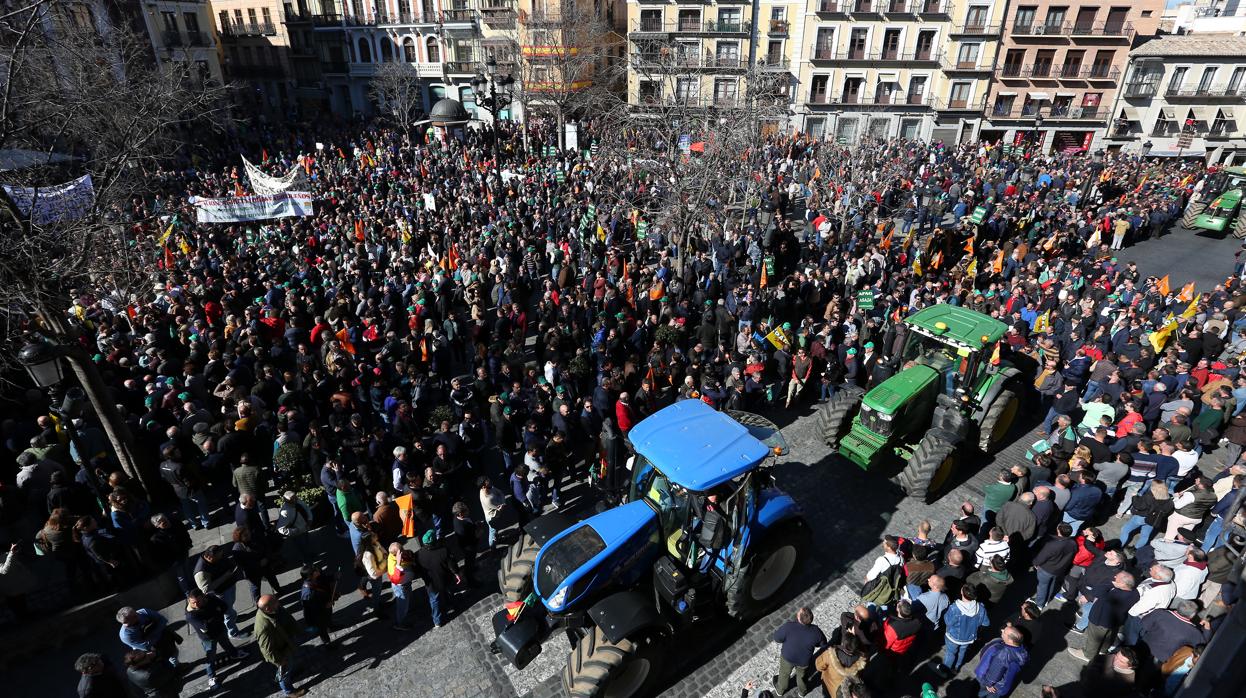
[416,529,459,627]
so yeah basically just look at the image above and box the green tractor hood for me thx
[1195,188,1243,232]
[841,364,941,469]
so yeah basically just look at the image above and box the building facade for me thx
[138,0,225,83]
[213,0,299,115]
[979,1,1164,153]
[1106,34,1246,164]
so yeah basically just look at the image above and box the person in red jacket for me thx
[615,393,636,434]
[1057,526,1105,602]
[872,599,922,684]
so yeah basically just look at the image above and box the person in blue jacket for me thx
[936,584,990,677]
[973,626,1029,697]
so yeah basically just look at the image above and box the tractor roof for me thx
[905,304,1007,350]
[628,400,770,492]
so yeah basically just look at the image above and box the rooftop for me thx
[1131,34,1246,58]
[628,399,770,492]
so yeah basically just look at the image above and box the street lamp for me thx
[1143,139,1154,157]
[19,341,65,388]
[1030,112,1045,157]
[471,56,516,197]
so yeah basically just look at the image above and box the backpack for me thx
[861,562,906,606]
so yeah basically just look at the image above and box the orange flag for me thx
[991,249,1005,274]
[964,236,975,254]
[1157,275,1171,296]
[880,231,894,250]
[355,220,365,241]
[1176,282,1195,303]
[335,328,356,355]
[932,251,944,269]
[760,261,769,288]
[262,148,269,164]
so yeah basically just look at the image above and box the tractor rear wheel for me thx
[1183,202,1207,229]
[819,386,864,450]
[562,625,666,698]
[498,530,540,602]
[977,389,1020,453]
[724,519,809,620]
[1233,215,1246,240]
[899,433,959,503]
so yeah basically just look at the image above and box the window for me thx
[161,11,177,32]
[1051,95,1072,116]
[233,9,243,27]
[848,28,867,59]
[262,7,273,29]
[716,41,740,67]
[718,8,741,30]
[810,74,829,103]
[247,8,258,25]
[219,10,229,29]
[714,78,738,106]
[965,5,987,28]
[426,37,439,62]
[403,38,416,62]
[639,9,661,32]
[639,80,659,104]
[900,118,919,139]
[956,43,979,68]
[676,41,698,66]
[836,117,859,143]
[881,29,900,59]
[868,118,889,139]
[1032,49,1054,77]
[1081,92,1101,107]
[875,80,898,104]
[675,77,699,103]
[1001,49,1024,77]
[1044,6,1066,29]
[1090,50,1113,78]
[842,77,863,103]
[1198,67,1217,94]
[770,7,785,20]
[1061,50,1084,77]
[908,75,927,103]
[815,27,834,58]
[357,38,372,62]
[948,81,971,108]
[1168,67,1188,94]
[1229,67,1246,95]
[765,40,782,64]
[993,94,1016,116]
[1014,5,1036,31]
[184,12,200,35]
[915,30,935,59]
[1073,7,1096,32]
[677,9,700,32]
[807,117,826,140]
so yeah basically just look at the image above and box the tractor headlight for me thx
[877,412,893,421]
[548,586,569,610]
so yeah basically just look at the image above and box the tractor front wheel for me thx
[563,625,666,698]
[498,530,540,602]
[1183,201,1207,229]
[1233,214,1246,240]
[899,433,959,503]
[819,386,864,450]
[724,519,809,620]
[977,389,1020,453]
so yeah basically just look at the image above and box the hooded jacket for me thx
[974,639,1029,696]
[944,599,990,645]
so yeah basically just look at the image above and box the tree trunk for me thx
[39,310,154,493]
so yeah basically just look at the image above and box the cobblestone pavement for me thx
[2,227,1239,698]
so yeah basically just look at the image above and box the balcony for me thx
[949,23,1001,37]
[161,30,184,47]
[812,48,940,65]
[444,60,476,74]
[442,8,475,23]
[220,21,277,35]
[1070,21,1134,40]
[988,104,1106,121]
[943,58,990,73]
[284,10,313,23]
[916,0,948,15]
[758,56,790,71]
[379,11,421,24]
[1122,83,1157,98]
[769,19,788,35]
[480,2,515,28]
[632,19,750,34]
[850,0,881,14]
[816,1,846,15]
[229,64,287,79]
[186,30,208,46]
[1065,65,1120,81]
[1010,22,1069,37]
[936,97,986,111]
[312,13,342,26]
[808,92,932,107]
[1165,87,1246,101]
[632,52,744,70]
[881,0,913,13]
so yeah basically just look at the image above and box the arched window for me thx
[380,38,394,62]
[357,37,372,63]
[426,37,440,63]
[403,38,417,62]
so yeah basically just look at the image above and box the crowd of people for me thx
[1,114,1244,698]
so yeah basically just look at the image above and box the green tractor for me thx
[819,305,1024,501]
[1183,166,1246,238]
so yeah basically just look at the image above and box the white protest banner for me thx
[423,192,436,211]
[191,192,314,223]
[3,174,94,225]
[242,155,305,195]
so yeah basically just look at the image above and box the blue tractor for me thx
[491,400,809,698]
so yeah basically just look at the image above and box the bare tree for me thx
[369,61,424,137]
[514,2,621,149]
[586,49,793,271]
[0,0,229,488]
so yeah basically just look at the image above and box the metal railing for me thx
[444,60,476,73]
[769,19,788,34]
[950,23,1001,35]
[916,0,948,14]
[943,58,988,71]
[816,1,845,13]
[1122,83,1157,98]
[758,56,791,70]
[988,104,1106,120]
[161,30,184,46]
[220,21,277,35]
[811,48,939,63]
[633,18,750,33]
[1165,87,1246,99]
[442,8,474,22]
[1011,20,1134,39]
[808,92,932,106]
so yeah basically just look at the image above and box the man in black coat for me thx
[1032,523,1078,609]
[417,530,459,628]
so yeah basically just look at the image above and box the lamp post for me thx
[470,56,515,198]
[19,341,100,490]
[1031,112,1045,157]
[19,341,66,389]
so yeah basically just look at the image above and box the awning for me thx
[997,91,1018,96]
[1055,91,1076,97]
[1187,107,1207,123]
[1159,107,1175,120]
[1218,108,1236,119]
[1117,106,1139,121]
[1027,92,1050,100]
[1148,146,1207,157]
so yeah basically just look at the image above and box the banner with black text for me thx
[191,192,314,223]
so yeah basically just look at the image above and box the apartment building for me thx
[1106,34,1246,164]
[979,1,1163,154]
[625,0,804,112]
[309,0,482,117]
[214,0,299,114]
[139,0,225,83]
